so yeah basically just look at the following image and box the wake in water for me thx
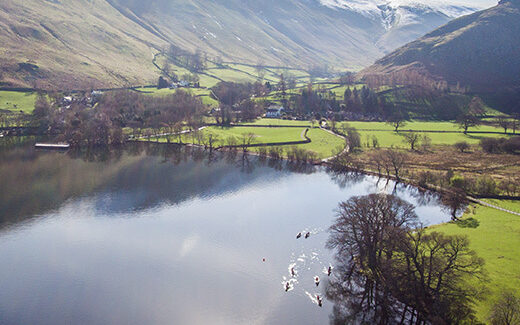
[282,226,332,307]
[305,291,323,307]
[282,277,298,292]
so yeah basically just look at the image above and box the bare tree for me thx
[441,188,469,220]
[226,136,238,148]
[387,111,407,132]
[457,112,480,134]
[392,230,486,324]
[207,133,219,151]
[457,97,483,134]
[372,135,380,148]
[173,122,184,144]
[512,113,520,134]
[421,134,432,152]
[496,116,511,134]
[341,124,361,152]
[240,132,256,152]
[381,149,407,181]
[402,132,421,150]
[278,73,287,97]
[489,291,520,325]
[329,119,337,132]
[327,194,418,324]
[454,141,470,153]
[327,192,486,325]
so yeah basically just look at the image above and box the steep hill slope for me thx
[361,0,520,93]
[0,0,482,89]
[0,0,167,89]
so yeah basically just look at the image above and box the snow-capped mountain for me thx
[362,0,520,101]
[320,0,481,29]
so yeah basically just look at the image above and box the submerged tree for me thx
[327,194,418,324]
[327,194,486,325]
[441,188,469,220]
[391,230,486,324]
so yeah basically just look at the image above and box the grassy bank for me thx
[151,125,344,160]
[0,91,37,113]
[340,121,508,133]
[358,130,510,147]
[238,118,313,127]
[481,199,520,213]
[202,126,304,144]
[432,201,520,321]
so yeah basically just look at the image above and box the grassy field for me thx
[340,121,507,133]
[152,126,304,145]
[432,201,520,321]
[358,130,510,148]
[239,118,313,127]
[237,119,513,148]
[135,87,219,106]
[206,68,257,84]
[201,126,304,144]
[203,126,344,159]
[336,120,514,148]
[0,91,38,113]
[482,199,520,213]
[297,128,345,159]
[154,125,345,159]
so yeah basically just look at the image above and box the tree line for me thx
[31,90,206,147]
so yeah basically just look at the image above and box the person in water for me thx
[285,282,290,292]
[291,267,296,277]
[317,295,322,307]
[315,276,320,286]
[305,232,310,239]
[328,266,332,276]
[296,232,302,239]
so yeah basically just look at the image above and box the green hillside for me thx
[0,0,479,90]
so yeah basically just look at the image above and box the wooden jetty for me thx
[35,143,70,150]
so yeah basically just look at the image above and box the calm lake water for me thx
[0,142,451,325]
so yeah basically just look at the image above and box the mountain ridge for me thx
[360,0,520,111]
[0,0,484,89]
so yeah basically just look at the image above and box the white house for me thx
[265,106,284,118]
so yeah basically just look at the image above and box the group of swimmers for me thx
[296,231,311,239]
[287,231,334,307]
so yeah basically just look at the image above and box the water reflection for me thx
[0,142,451,325]
[1,143,319,229]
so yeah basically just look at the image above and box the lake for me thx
[0,142,451,325]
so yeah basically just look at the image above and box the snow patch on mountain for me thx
[320,0,483,28]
